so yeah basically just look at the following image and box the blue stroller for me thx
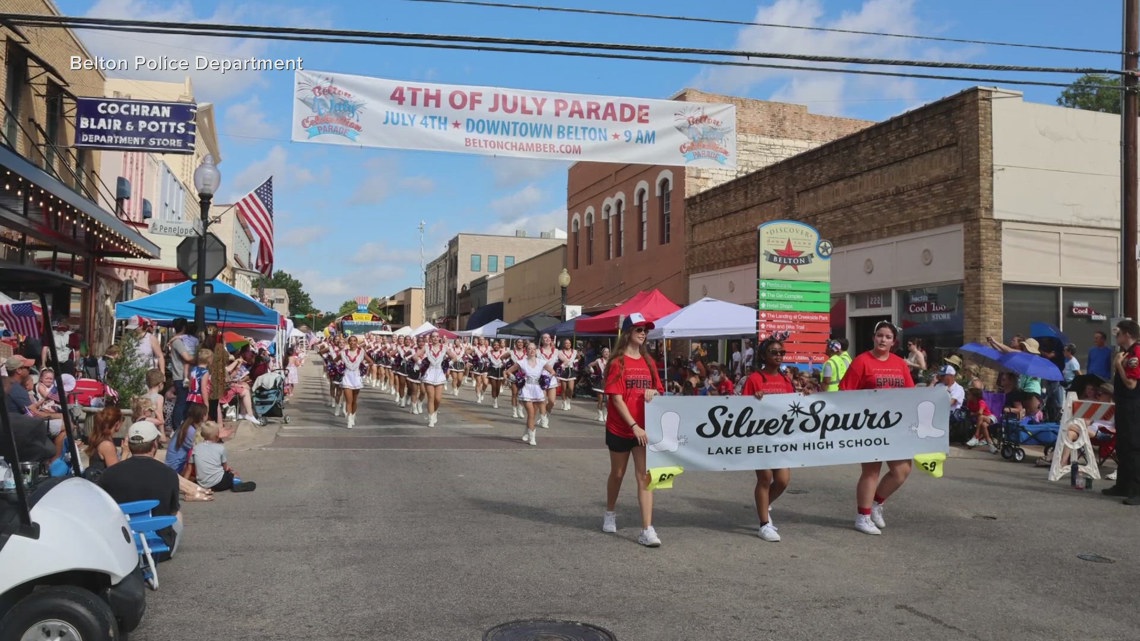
[251,372,289,424]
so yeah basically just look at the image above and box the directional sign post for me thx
[177,232,226,282]
[756,221,833,364]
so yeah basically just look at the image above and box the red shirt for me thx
[966,398,990,417]
[741,370,795,395]
[605,354,663,439]
[710,376,735,395]
[838,351,915,390]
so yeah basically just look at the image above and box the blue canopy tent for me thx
[115,281,280,336]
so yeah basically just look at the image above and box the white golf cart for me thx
[0,266,145,640]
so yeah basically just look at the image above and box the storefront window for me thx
[1003,284,1059,341]
[1063,287,1116,347]
[898,284,963,365]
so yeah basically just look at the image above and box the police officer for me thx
[1105,319,1140,504]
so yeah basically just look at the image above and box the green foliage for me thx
[104,331,150,409]
[336,298,391,321]
[253,271,316,317]
[1057,73,1122,114]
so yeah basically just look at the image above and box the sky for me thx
[52,0,1124,312]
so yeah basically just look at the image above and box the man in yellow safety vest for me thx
[822,339,849,391]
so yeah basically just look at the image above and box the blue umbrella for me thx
[1029,321,1069,344]
[997,351,1064,382]
[959,342,1005,371]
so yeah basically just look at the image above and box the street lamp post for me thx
[558,268,572,320]
[192,154,221,332]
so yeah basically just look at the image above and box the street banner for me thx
[644,388,949,473]
[291,70,736,167]
[756,220,833,364]
[74,97,196,154]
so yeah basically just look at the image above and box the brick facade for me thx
[566,88,871,310]
[687,88,1001,343]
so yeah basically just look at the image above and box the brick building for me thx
[565,88,871,309]
[425,230,566,329]
[687,87,1121,358]
[0,0,159,352]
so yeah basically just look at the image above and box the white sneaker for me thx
[870,502,886,529]
[1108,470,1118,481]
[638,526,662,547]
[493,398,499,409]
[758,523,781,542]
[988,443,999,455]
[602,511,617,533]
[528,430,537,446]
[855,514,882,535]
[965,437,979,447]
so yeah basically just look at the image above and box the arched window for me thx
[585,211,595,266]
[637,189,647,251]
[658,178,672,245]
[571,216,580,269]
[603,204,612,261]
[615,198,624,258]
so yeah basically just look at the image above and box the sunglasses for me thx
[768,350,786,356]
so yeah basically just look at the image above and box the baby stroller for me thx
[993,411,1059,462]
[251,371,289,424]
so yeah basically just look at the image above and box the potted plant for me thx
[102,330,149,410]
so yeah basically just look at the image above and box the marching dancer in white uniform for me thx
[508,338,527,419]
[591,347,610,422]
[418,331,460,427]
[487,339,506,409]
[557,338,580,411]
[504,342,557,446]
[339,335,374,429]
[537,333,559,428]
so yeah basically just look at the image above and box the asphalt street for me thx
[133,357,1140,641]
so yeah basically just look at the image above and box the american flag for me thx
[237,177,274,276]
[0,301,41,337]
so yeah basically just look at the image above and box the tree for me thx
[252,271,316,317]
[1057,73,1122,114]
[336,297,391,321]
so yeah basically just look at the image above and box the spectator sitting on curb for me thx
[191,421,256,493]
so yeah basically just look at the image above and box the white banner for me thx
[645,388,950,472]
[291,70,736,167]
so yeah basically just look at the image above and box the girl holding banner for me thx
[741,331,795,543]
[602,314,665,548]
[839,320,915,535]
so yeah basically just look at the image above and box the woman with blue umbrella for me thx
[986,336,1061,420]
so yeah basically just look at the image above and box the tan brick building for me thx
[0,0,158,353]
[425,231,566,329]
[566,89,871,309]
[502,246,566,322]
[688,87,1121,358]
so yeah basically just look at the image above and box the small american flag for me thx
[0,301,41,337]
[237,177,274,276]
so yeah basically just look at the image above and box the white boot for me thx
[453,387,460,397]
[347,413,355,429]
[597,409,605,422]
[527,429,537,446]
[493,397,499,409]
[334,401,343,417]
[477,393,483,404]
[512,405,519,419]
[540,413,549,429]
[428,412,437,427]
[564,399,571,411]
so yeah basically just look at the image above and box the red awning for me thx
[574,289,681,334]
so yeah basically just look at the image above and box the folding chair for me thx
[118,500,177,590]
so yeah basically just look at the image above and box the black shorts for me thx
[606,430,640,453]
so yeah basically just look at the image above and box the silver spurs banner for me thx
[645,388,950,472]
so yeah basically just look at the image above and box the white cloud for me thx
[350,242,423,265]
[293,265,412,312]
[490,184,546,220]
[486,207,567,237]
[694,0,941,116]
[223,145,327,201]
[277,225,328,248]
[222,96,277,142]
[348,158,436,205]
[485,157,570,188]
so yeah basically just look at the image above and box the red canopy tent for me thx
[575,289,681,334]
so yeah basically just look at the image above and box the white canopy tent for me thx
[393,326,415,336]
[412,322,436,335]
[647,297,757,339]
[457,319,507,337]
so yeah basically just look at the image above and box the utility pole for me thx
[1125,0,1139,320]
[419,220,427,325]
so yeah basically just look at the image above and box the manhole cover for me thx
[972,515,997,520]
[1077,554,1115,564]
[485,619,616,641]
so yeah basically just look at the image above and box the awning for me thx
[0,143,160,259]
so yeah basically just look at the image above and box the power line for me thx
[34,22,1110,90]
[404,0,1125,57]
[2,13,1124,76]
